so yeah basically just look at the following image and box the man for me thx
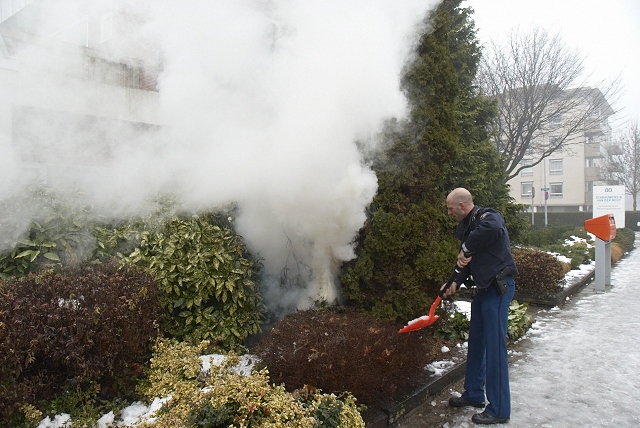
[442,188,517,425]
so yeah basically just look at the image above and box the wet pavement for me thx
[391,234,640,427]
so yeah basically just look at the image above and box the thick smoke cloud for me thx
[0,0,438,313]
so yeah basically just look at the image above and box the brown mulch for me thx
[250,307,450,410]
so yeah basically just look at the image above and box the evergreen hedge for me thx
[340,0,522,321]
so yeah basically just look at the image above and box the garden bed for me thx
[457,266,595,308]
[249,308,464,427]
[250,266,597,427]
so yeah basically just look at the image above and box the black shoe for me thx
[449,396,485,408]
[471,411,509,425]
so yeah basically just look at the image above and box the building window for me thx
[520,158,533,176]
[586,181,593,192]
[550,114,563,127]
[549,136,562,150]
[550,182,563,198]
[585,134,597,145]
[585,157,596,168]
[521,182,533,198]
[549,159,563,175]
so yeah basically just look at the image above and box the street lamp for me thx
[530,187,535,225]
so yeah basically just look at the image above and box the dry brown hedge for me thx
[0,260,163,425]
[611,242,624,264]
[512,248,565,298]
[251,307,450,410]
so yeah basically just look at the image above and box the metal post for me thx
[595,238,605,291]
[531,186,535,225]
[543,159,548,227]
[605,240,612,287]
[544,191,548,226]
[594,238,612,292]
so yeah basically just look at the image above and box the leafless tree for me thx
[477,27,621,181]
[601,122,640,210]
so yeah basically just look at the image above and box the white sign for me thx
[593,185,625,228]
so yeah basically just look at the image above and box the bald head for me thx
[446,188,474,222]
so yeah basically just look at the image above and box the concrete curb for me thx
[364,361,467,428]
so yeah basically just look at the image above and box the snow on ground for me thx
[563,261,595,288]
[440,233,640,427]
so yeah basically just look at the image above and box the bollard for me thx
[584,214,616,291]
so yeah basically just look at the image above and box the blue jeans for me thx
[462,276,515,418]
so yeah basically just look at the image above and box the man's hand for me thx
[457,251,472,267]
[441,281,458,298]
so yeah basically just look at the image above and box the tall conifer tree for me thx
[341,0,522,320]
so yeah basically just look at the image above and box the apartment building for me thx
[0,0,161,186]
[507,87,615,214]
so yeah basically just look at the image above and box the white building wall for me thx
[0,23,161,188]
[509,140,590,212]
[507,91,613,213]
[14,66,160,124]
[0,56,18,147]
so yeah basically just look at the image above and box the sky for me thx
[465,0,640,133]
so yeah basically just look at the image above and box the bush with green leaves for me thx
[0,260,162,427]
[126,215,265,350]
[515,226,595,269]
[613,227,635,253]
[515,225,579,248]
[434,310,470,341]
[545,241,593,269]
[136,339,365,428]
[435,300,533,343]
[0,188,96,279]
[340,1,521,322]
[507,300,534,341]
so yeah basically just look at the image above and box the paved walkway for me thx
[393,235,640,427]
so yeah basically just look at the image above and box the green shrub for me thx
[137,339,365,428]
[340,204,459,321]
[126,215,265,351]
[559,228,591,242]
[0,261,162,426]
[613,227,635,253]
[513,226,600,270]
[0,188,96,279]
[544,241,593,269]
[515,225,577,248]
[434,311,469,341]
[93,221,144,262]
[435,300,533,343]
[512,248,565,298]
[1,190,267,351]
[507,300,534,342]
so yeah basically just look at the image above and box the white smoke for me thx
[0,0,439,312]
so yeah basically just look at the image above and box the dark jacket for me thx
[453,205,518,289]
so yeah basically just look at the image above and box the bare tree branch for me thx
[477,27,621,181]
[601,122,640,210]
